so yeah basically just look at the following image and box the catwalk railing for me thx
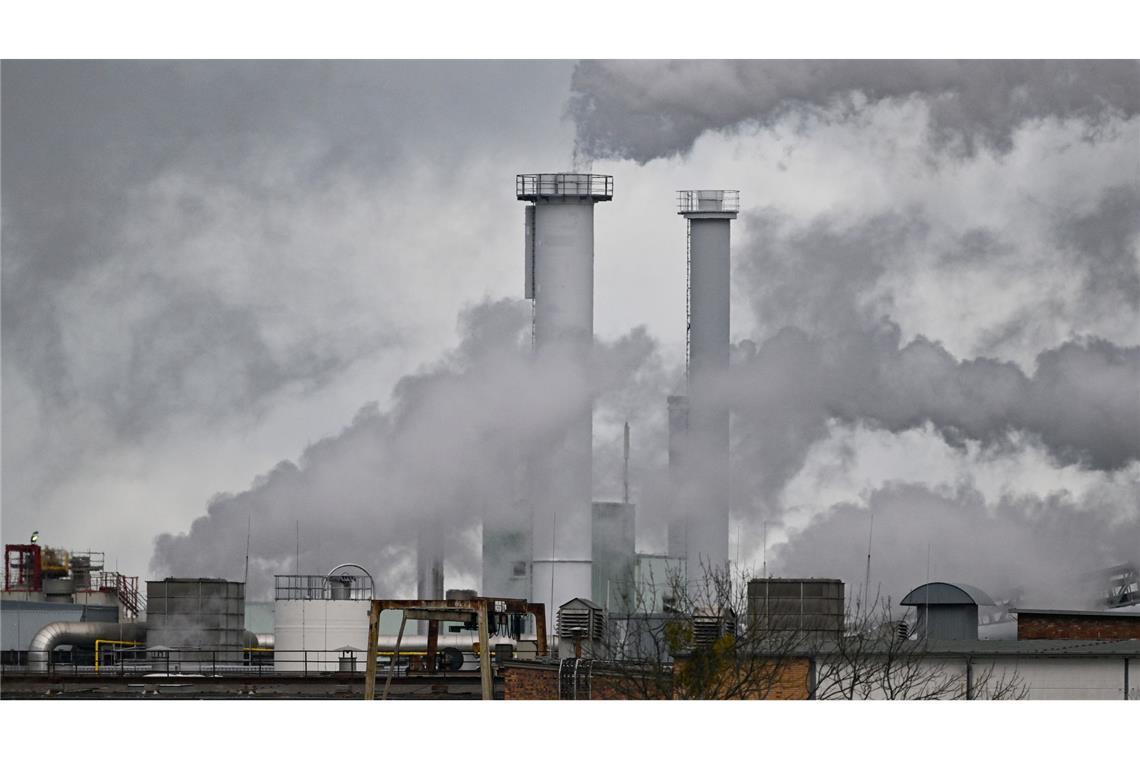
[0,648,479,678]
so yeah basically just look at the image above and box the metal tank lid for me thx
[901,582,995,607]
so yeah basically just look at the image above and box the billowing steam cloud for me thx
[151,300,675,598]
[152,292,1140,603]
[151,60,1139,610]
[569,60,1140,163]
[773,481,1140,609]
[728,323,1140,481]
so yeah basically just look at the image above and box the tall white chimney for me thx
[513,173,613,633]
[677,189,738,586]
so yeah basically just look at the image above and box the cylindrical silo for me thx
[677,190,739,588]
[515,173,613,632]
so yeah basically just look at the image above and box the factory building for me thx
[2,540,141,666]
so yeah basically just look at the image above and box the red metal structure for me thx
[5,544,43,591]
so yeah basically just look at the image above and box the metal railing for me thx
[275,573,374,601]
[2,648,474,678]
[516,173,613,200]
[676,189,740,214]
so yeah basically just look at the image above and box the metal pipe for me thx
[28,621,147,673]
[94,639,143,673]
[242,631,275,650]
[381,612,407,701]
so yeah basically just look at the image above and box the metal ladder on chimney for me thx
[685,219,692,381]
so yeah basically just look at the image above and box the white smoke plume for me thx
[151,299,675,598]
[772,481,1140,610]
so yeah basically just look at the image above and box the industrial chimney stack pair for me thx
[465,175,737,627]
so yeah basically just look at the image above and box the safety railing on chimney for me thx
[676,190,740,214]
[516,173,613,200]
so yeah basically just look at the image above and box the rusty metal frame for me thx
[363,597,546,700]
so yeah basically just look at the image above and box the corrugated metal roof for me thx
[900,582,995,607]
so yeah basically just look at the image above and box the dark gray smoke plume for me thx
[569,60,1140,163]
[728,324,1140,482]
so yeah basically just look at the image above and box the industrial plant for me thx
[3,173,1137,700]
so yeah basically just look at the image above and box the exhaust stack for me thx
[507,173,613,633]
[677,189,739,586]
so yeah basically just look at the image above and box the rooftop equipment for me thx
[676,190,739,584]
[146,578,245,669]
[557,597,606,659]
[363,596,548,701]
[747,578,845,639]
[691,609,738,649]
[900,582,994,641]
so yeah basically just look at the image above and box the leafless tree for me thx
[810,591,1027,701]
[595,565,1027,701]
[598,560,811,699]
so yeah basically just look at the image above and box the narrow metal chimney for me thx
[677,189,738,586]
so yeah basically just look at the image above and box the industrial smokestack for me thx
[677,189,738,585]
[666,394,689,560]
[513,173,613,633]
[416,519,444,601]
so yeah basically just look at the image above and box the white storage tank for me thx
[273,569,374,672]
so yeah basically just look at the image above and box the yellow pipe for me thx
[94,639,143,673]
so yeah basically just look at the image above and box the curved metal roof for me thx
[900,582,995,607]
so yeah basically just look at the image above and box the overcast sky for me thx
[3,60,1138,604]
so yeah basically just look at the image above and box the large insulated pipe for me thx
[516,173,613,630]
[243,631,275,650]
[28,621,147,673]
[678,190,738,587]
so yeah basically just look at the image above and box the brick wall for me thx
[765,658,812,700]
[501,663,671,700]
[1018,613,1140,640]
[502,664,559,700]
[672,655,811,699]
[501,658,810,700]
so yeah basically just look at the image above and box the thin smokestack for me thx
[678,190,738,584]
[416,519,444,600]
